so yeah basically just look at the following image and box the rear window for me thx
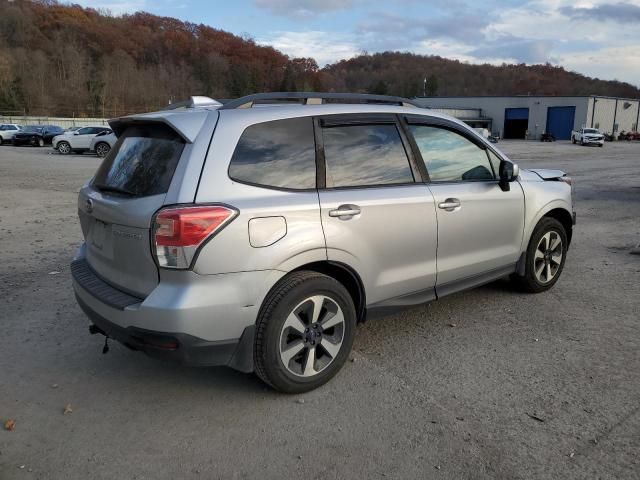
[228,118,316,189]
[92,124,185,197]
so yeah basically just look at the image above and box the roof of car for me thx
[109,93,470,143]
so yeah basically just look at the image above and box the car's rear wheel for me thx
[95,142,110,158]
[512,217,567,293]
[254,271,356,393]
[57,141,71,154]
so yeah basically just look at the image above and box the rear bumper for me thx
[76,293,253,369]
[71,246,283,372]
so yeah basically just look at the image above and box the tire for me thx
[31,136,44,147]
[57,141,71,154]
[95,142,110,158]
[511,217,568,293]
[254,271,356,393]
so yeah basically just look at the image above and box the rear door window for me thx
[321,123,414,188]
[228,117,316,189]
[92,124,185,197]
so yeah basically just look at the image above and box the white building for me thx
[415,96,640,140]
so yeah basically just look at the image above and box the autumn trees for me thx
[0,1,638,117]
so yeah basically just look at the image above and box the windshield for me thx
[584,129,599,134]
[22,126,43,133]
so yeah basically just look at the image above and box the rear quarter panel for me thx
[192,109,327,276]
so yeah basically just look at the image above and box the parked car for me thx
[540,132,556,142]
[72,93,575,393]
[619,130,640,141]
[571,128,604,146]
[53,126,112,154]
[0,124,22,144]
[89,131,116,157]
[13,125,64,147]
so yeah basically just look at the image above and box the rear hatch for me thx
[78,123,186,297]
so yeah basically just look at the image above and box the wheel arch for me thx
[289,261,366,323]
[543,208,573,246]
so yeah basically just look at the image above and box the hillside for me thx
[323,52,640,99]
[0,1,638,117]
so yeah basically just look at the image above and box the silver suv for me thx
[72,93,575,393]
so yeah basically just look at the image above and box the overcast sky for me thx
[75,0,640,86]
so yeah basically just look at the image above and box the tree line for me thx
[1,0,638,118]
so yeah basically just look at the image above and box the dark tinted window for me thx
[229,118,316,189]
[322,123,414,188]
[92,124,184,197]
[410,125,494,182]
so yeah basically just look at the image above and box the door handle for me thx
[438,198,461,211]
[329,204,361,218]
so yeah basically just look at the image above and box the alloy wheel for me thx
[278,295,345,377]
[534,231,563,284]
[96,143,110,157]
[58,142,71,154]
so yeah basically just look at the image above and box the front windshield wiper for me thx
[93,184,137,197]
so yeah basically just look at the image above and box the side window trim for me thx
[402,115,500,184]
[312,117,326,189]
[314,113,418,190]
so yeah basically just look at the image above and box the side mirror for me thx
[73,131,80,135]
[499,160,519,192]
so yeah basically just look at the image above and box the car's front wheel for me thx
[254,271,356,393]
[57,141,71,154]
[95,142,110,158]
[512,217,568,293]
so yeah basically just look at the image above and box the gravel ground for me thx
[1,141,639,479]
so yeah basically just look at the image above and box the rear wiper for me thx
[93,184,136,197]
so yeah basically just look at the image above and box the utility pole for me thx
[423,77,427,97]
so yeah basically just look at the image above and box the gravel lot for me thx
[1,141,639,479]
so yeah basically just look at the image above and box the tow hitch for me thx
[89,324,110,354]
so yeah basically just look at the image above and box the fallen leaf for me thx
[526,412,545,423]
[4,419,15,431]
[63,404,73,415]
[448,323,457,327]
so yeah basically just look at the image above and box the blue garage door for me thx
[505,108,529,120]
[546,106,576,140]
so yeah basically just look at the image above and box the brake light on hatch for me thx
[153,205,237,269]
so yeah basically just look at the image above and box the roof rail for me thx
[164,96,222,110]
[219,92,420,110]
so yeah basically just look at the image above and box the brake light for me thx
[153,205,237,269]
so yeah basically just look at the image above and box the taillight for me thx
[152,205,237,269]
